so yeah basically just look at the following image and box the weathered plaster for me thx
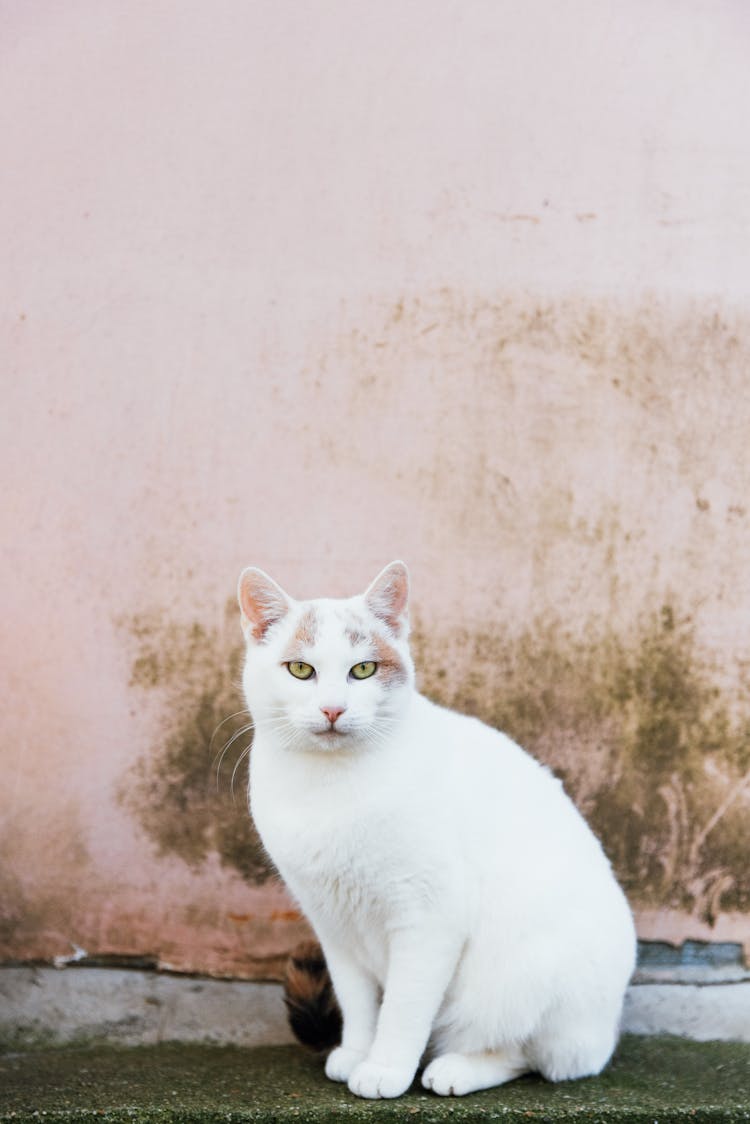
[2,1,750,979]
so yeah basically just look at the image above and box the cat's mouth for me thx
[315,725,348,740]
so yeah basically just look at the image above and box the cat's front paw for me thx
[325,1046,366,1084]
[348,1060,414,1099]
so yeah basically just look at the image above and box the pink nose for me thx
[321,706,345,725]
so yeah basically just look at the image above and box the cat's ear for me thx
[364,561,410,635]
[238,567,291,642]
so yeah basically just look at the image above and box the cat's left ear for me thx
[238,567,292,642]
[364,560,410,635]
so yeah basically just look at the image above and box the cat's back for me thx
[409,693,616,882]
[409,691,563,803]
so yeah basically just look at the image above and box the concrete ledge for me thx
[624,981,750,1042]
[2,967,750,1050]
[0,967,295,1050]
[1,1038,749,1123]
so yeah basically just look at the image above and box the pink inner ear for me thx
[239,569,289,641]
[365,563,409,633]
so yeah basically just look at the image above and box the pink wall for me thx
[2,1,750,975]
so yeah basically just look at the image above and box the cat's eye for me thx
[350,661,377,680]
[287,661,315,680]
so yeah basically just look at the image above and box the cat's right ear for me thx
[238,567,291,642]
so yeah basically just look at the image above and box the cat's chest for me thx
[256,779,388,890]
[250,748,408,911]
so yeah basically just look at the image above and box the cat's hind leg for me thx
[422,1047,529,1096]
[526,1006,619,1083]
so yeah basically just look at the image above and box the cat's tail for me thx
[283,940,342,1051]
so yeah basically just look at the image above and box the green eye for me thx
[350,661,377,680]
[287,661,315,680]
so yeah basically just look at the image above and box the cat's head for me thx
[237,561,415,752]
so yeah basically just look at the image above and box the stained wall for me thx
[2,0,750,976]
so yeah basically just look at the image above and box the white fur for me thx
[239,562,636,1100]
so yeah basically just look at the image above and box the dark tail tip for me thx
[283,940,342,1052]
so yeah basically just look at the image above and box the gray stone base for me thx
[623,981,750,1042]
[0,967,295,1049]
[1,967,748,1049]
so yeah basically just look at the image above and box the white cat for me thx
[238,561,636,1100]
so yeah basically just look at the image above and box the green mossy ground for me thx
[1,1038,748,1124]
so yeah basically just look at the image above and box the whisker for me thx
[253,715,294,732]
[272,723,300,752]
[354,722,396,752]
[230,744,252,804]
[211,706,293,787]
[213,720,255,755]
[213,722,255,787]
[209,708,251,754]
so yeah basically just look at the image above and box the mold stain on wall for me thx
[294,292,750,661]
[119,604,274,886]
[118,290,750,938]
[412,604,750,924]
[121,594,750,927]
